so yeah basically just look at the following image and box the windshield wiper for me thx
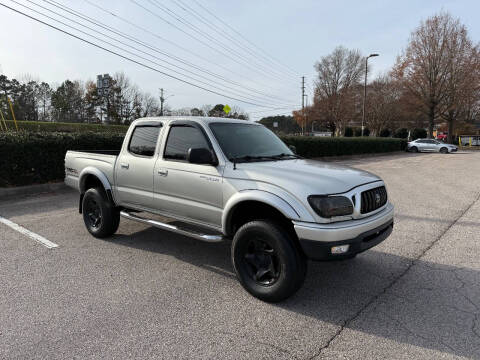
[269,153,302,160]
[229,153,301,169]
[229,155,277,169]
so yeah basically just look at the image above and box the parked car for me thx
[407,139,458,153]
[64,117,394,302]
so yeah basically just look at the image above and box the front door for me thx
[153,122,224,227]
[115,124,162,209]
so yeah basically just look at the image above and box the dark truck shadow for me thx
[107,226,479,358]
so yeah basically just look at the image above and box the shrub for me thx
[281,136,407,158]
[344,127,354,137]
[379,129,391,137]
[394,128,409,139]
[2,120,128,134]
[412,128,427,140]
[0,132,124,187]
[354,127,370,137]
[0,132,407,187]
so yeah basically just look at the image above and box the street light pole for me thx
[362,53,379,136]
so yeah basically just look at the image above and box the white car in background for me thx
[407,139,458,154]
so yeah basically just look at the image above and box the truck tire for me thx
[82,187,120,238]
[231,220,307,302]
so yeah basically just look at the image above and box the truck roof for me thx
[132,116,259,126]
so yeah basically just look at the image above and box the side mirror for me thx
[289,145,297,154]
[187,148,217,166]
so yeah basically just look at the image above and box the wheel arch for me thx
[78,167,114,213]
[222,190,301,237]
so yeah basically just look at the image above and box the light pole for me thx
[362,53,379,136]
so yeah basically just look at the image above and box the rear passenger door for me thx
[153,122,224,227]
[115,123,162,209]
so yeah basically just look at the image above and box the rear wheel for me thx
[410,146,418,153]
[82,187,120,238]
[232,220,307,302]
[440,147,448,154]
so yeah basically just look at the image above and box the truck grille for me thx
[360,186,387,214]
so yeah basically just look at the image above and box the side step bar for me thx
[120,210,224,243]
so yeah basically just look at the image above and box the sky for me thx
[0,0,479,121]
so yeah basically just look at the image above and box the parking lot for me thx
[1,151,479,359]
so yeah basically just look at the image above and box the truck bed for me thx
[64,150,119,191]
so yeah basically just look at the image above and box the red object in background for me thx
[437,134,447,141]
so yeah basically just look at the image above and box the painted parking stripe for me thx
[0,215,59,249]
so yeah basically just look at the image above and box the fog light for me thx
[331,245,350,254]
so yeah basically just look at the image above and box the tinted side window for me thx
[164,126,209,160]
[129,126,161,156]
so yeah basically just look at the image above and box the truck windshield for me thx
[209,123,295,162]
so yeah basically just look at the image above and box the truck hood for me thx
[236,159,381,195]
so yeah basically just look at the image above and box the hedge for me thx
[0,132,407,187]
[0,132,124,187]
[2,120,128,134]
[281,136,407,157]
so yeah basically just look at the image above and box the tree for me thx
[442,43,480,142]
[365,75,402,136]
[393,12,475,139]
[37,82,52,121]
[190,108,204,116]
[313,46,365,135]
[258,115,300,134]
[208,104,225,117]
[51,80,85,122]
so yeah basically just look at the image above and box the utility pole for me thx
[362,54,379,136]
[301,76,305,135]
[159,88,164,116]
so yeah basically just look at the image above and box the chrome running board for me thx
[120,210,224,243]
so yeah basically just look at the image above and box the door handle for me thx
[157,169,168,177]
[120,163,129,169]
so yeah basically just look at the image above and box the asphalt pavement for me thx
[0,151,479,359]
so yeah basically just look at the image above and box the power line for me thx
[190,0,300,79]
[82,0,297,99]
[30,0,297,107]
[0,2,291,109]
[148,0,298,84]
[170,0,299,82]
[129,0,297,88]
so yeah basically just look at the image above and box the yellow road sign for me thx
[223,104,231,115]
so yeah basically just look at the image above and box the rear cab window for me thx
[128,125,162,157]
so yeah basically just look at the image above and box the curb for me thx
[314,151,406,162]
[0,182,68,201]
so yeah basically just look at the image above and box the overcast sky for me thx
[0,0,478,120]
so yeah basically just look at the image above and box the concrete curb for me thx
[0,182,68,201]
[314,151,406,162]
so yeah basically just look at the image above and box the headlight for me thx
[308,195,354,218]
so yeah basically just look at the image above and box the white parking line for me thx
[0,216,59,249]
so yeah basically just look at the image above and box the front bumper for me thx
[293,203,394,261]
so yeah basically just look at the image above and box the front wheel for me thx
[231,220,307,302]
[82,187,120,238]
[440,147,448,154]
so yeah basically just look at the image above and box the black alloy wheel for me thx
[84,197,102,229]
[82,187,120,238]
[232,220,307,302]
[243,237,281,286]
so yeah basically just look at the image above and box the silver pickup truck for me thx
[65,117,394,302]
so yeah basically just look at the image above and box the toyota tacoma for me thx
[65,117,394,302]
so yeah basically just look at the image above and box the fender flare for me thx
[222,190,301,235]
[78,166,112,194]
